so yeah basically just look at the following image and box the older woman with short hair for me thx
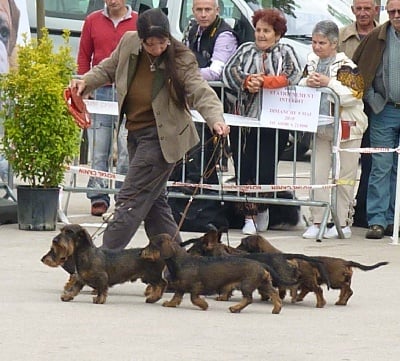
[299,20,367,239]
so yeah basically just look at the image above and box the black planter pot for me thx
[16,185,60,231]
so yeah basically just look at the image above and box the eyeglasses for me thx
[387,9,400,16]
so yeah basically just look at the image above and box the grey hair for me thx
[193,0,220,7]
[312,20,339,44]
[352,0,377,5]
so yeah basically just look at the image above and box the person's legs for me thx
[353,129,370,227]
[309,126,333,223]
[144,190,183,244]
[184,122,219,184]
[353,124,371,227]
[336,138,361,226]
[86,86,115,213]
[258,128,289,185]
[303,127,332,239]
[116,117,129,189]
[367,107,400,228]
[102,126,178,249]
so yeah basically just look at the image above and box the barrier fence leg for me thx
[316,203,331,242]
[390,149,400,245]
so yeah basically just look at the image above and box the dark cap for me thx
[137,8,171,40]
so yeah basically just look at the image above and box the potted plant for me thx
[0,29,81,231]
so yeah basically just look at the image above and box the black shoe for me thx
[365,225,385,239]
[384,224,400,236]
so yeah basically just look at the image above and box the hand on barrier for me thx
[63,87,91,129]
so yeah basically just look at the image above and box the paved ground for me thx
[1,167,400,361]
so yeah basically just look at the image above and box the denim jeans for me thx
[86,85,128,207]
[367,104,400,227]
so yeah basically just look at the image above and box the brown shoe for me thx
[91,202,108,216]
[365,225,384,239]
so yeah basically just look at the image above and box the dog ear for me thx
[78,228,94,246]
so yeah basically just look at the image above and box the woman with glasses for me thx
[70,8,230,249]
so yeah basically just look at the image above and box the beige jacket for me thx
[338,21,379,58]
[299,52,368,141]
[81,31,225,163]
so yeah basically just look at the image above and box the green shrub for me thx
[0,29,80,187]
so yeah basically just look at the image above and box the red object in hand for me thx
[63,87,91,129]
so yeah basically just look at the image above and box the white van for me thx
[26,0,357,64]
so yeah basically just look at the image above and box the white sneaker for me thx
[302,224,320,239]
[255,210,269,231]
[242,219,257,235]
[324,226,352,239]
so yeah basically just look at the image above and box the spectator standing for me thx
[338,0,380,57]
[353,0,400,239]
[77,0,138,216]
[300,20,367,239]
[180,0,238,184]
[223,8,302,235]
[338,0,380,228]
[185,0,238,82]
[71,8,230,249]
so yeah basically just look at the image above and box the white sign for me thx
[260,86,321,133]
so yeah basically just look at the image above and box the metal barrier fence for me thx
[0,82,345,240]
[59,83,342,241]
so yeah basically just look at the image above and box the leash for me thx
[91,135,226,242]
[172,135,224,242]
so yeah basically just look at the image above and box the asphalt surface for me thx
[1,176,399,361]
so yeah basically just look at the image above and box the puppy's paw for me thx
[93,294,107,304]
[145,295,162,303]
[162,300,177,307]
[61,292,74,302]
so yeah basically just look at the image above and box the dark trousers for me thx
[230,126,289,185]
[102,126,182,249]
[353,104,372,228]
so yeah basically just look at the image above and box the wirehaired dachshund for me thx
[141,233,282,314]
[41,224,166,304]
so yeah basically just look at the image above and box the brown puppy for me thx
[185,230,247,256]
[237,234,282,254]
[0,0,20,72]
[296,257,388,306]
[237,234,389,306]
[237,234,329,308]
[141,233,282,314]
[191,230,328,306]
[41,224,166,304]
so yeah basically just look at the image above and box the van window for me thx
[44,0,96,20]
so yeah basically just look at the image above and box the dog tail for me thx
[346,261,389,271]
